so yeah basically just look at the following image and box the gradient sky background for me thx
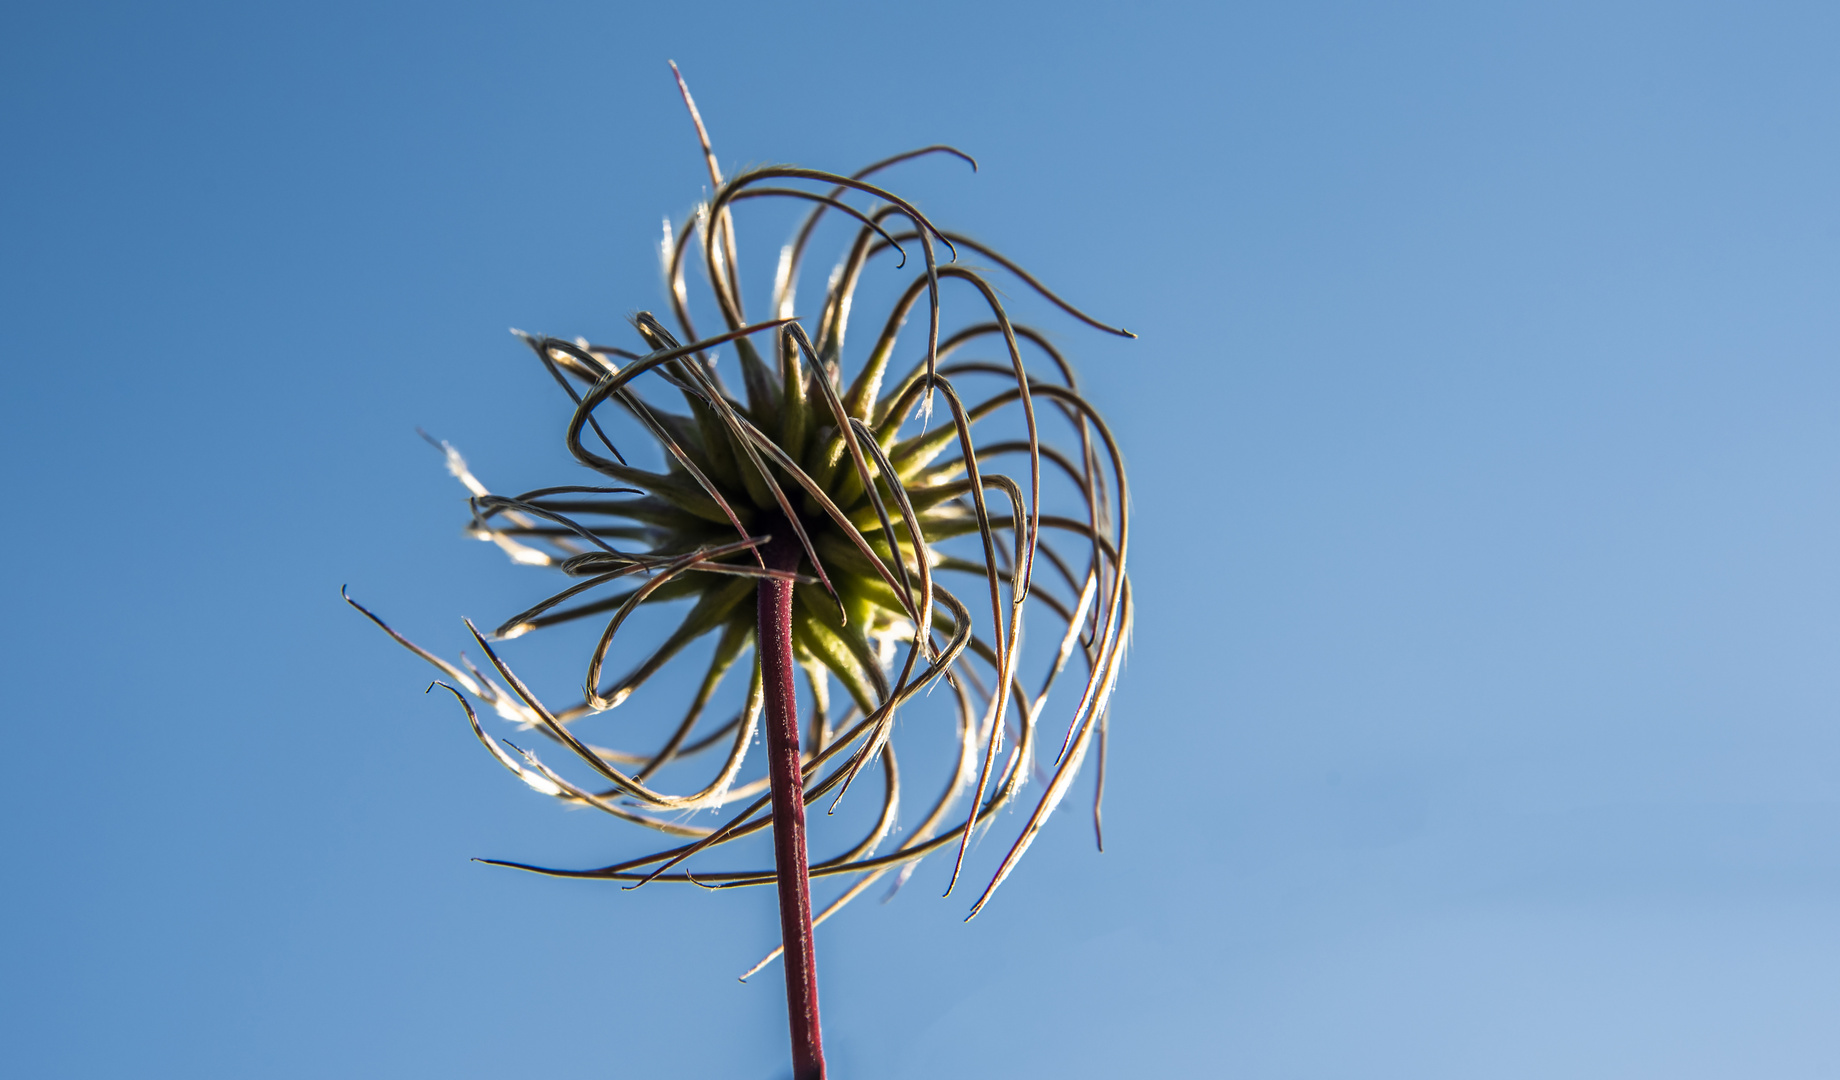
[5,2,1840,1077]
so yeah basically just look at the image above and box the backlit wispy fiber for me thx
[348,80,1133,971]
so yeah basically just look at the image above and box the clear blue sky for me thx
[5,2,1839,1077]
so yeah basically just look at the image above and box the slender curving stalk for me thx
[756,529,824,1079]
[348,62,1132,1079]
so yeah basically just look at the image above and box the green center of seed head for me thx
[603,327,916,709]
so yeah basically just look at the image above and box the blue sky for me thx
[5,2,1839,1076]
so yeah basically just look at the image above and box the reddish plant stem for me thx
[758,531,825,1080]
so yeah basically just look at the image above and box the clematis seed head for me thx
[350,82,1134,958]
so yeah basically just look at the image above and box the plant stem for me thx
[758,531,825,1080]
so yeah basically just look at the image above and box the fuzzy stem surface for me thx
[758,530,825,1080]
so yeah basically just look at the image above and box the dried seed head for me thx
[351,77,1133,961]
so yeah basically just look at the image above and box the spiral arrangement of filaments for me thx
[349,134,1132,960]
